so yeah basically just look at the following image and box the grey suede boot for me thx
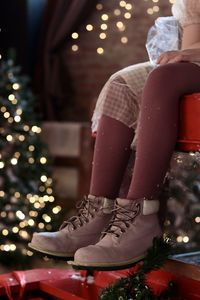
[70,197,162,270]
[29,195,115,259]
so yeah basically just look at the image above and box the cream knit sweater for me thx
[172,0,200,27]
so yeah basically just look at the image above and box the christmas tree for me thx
[0,58,61,267]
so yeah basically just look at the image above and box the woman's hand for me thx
[156,48,200,65]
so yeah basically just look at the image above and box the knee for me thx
[146,63,180,87]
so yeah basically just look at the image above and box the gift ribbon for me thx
[0,270,26,300]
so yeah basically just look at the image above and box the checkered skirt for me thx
[91,61,154,149]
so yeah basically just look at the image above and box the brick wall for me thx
[65,0,173,121]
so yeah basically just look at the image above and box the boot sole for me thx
[28,243,74,260]
[68,254,145,271]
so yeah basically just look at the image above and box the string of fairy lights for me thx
[70,0,176,55]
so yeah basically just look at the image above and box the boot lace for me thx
[59,196,99,231]
[101,202,140,238]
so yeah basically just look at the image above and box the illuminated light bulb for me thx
[86,24,93,31]
[1,211,6,217]
[125,3,132,10]
[16,108,22,115]
[6,135,13,142]
[38,222,45,229]
[14,115,21,122]
[0,162,5,169]
[147,8,154,14]
[195,216,200,223]
[14,192,20,198]
[46,224,52,230]
[34,202,40,209]
[97,47,104,55]
[23,125,30,131]
[40,157,47,164]
[12,98,18,105]
[28,157,35,164]
[39,186,45,192]
[11,158,18,165]
[42,214,51,223]
[71,32,79,39]
[41,175,47,182]
[47,178,52,185]
[124,12,131,19]
[19,230,29,239]
[22,221,28,228]
[8,94,15,101]
[183,236,189,243]
[12,227,19,233]
[99,32,107,39]
[52,206,61,214]
[27,250,33,256]
[114,9,121,16]
[19,221,26,228]
[16,210,25,220]
[49,196,55,202]
[101,14,109,21]
[13,83,20,90]
[10,244,16,251]
[28,219,35,226]
[43,195,49,201]
[116,21,124,29]
[153,5,159,12]
[176,236,183,243]
[8,117,14,123]
[14,152,20,158]
[31,126,38,133]
[153,0,159,2]
[4,245,10,251]
[47,187,53,194]
[119,1,126,7]
[37,127,42,133]
[29,210,38,217]
[121,36,128,44]
[29,145,35,151]
[0,54,1,60]
[0,191,5,197]
[96,3,103,10]
[1,106,6,112]
[39,197,44,203]
[2,229,9,236]
[72,44,79,52]
[101,23,108,30]
[18,135,25,141]
[29,196,35,203]
[4,112,10,118]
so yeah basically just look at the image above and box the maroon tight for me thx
[90,62,200,200]
[89,115,135,198]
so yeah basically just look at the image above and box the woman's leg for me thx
[127,62,200,200]
[89,115,134,199]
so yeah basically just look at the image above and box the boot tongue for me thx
[116,198,133,208]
